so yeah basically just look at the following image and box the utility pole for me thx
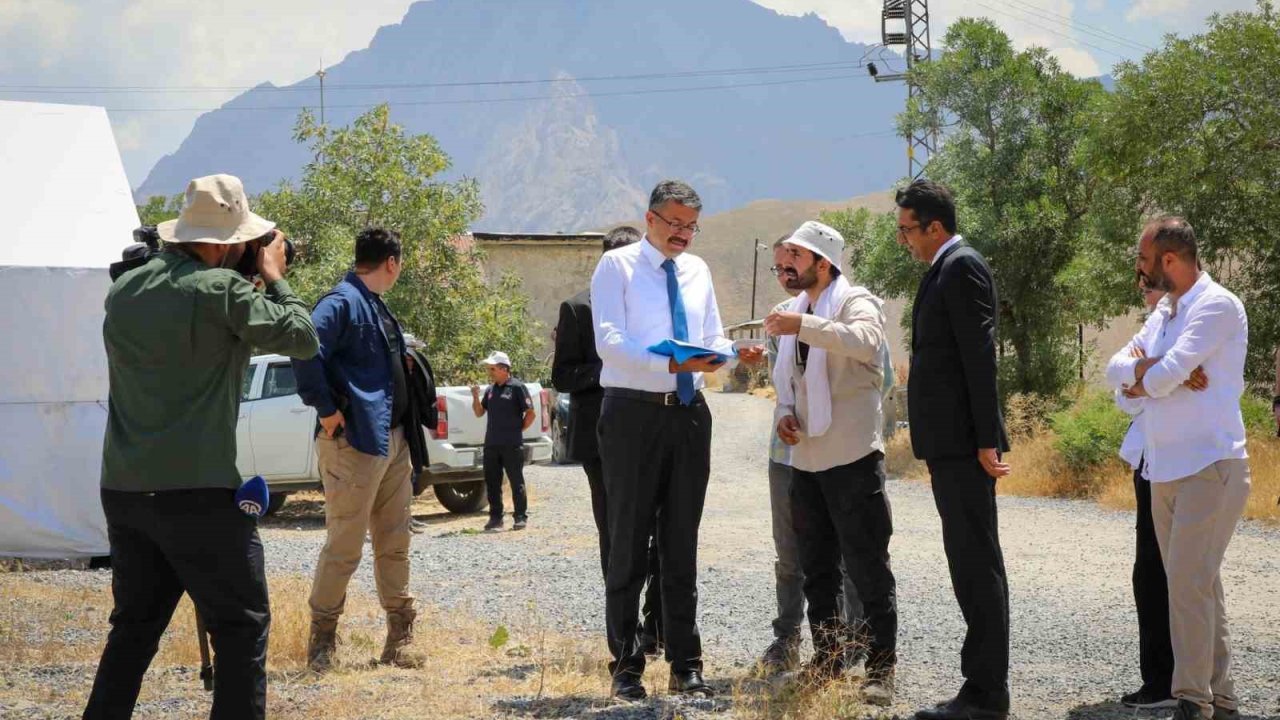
[315,63,328,126]
[869,0,937,179]
[750,239,766,320]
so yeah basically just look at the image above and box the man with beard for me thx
[757,235,864,677]
[1106,217,1250,720]
[765,221,896,706]
[551,225,665,654]
[591,180,763,700]
[897,179,1011,720]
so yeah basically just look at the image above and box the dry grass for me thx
[0,569,887,719]
[0,573,625,719]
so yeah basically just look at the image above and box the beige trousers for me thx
[309,428,415,622]
[1151,458,1250,718]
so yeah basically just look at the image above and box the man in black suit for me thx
[551,225,663,653]
[898,179,1012,720]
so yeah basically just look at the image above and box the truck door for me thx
[249,361,315,478]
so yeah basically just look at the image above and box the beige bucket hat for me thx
[156,174,276,245]
[783,220,845,272]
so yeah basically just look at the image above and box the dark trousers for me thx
[583,455,664,643]
[84,489,270,720]
[927,456,1011,711]
[1133,464,1174,695]
[484,444,528,520]
[599,394,712,677]
[792,451,897,674]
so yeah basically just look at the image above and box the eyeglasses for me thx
[652,210,701,236]
[896,223,922,237]
[768,265,785,277]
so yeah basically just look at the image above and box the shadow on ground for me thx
[494,693,735,719]
[1067,701,1280,720]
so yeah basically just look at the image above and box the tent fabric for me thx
[0,101,136,269]
[0,101,138,558]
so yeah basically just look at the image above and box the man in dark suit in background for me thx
[897,179,1012,720]
[551,226,663,653]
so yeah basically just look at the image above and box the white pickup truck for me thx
[236,353,554,515]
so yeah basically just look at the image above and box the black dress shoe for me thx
[915,697,1008,720]
[611,674,646,701]
[669,670,714,697]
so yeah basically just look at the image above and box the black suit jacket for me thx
[551,289,603,461]
[907,241,1010,461]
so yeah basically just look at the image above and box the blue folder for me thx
[646,339,733,365]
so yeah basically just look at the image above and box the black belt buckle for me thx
[662,392,678,406]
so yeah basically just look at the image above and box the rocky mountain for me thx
[136,0,908,231]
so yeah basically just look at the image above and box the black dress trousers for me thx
[598,392,712,678]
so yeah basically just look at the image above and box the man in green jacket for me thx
[84,174,319,720]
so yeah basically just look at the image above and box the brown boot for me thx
[307,619,338,673]
[379,608,425,668]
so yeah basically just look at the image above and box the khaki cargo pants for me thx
[309,428,415,622]
[1151,458,1251,718]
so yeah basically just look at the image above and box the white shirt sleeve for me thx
[699,268,736,360]
[591,254,671,375]
[1105,313,1160,390]
[1144,295,1243,398]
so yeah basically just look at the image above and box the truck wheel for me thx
[433,481,487,514]
[265,492,289,517]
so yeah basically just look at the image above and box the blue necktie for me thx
[662,258,695,406]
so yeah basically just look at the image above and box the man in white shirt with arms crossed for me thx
[1106,216,1250,720]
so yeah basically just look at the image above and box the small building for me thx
[466,231,609,354]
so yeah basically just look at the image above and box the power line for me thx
[1001,0,1154,52]
[98,71,871,114]
[974,2,1131,60]
[0,60,870,94]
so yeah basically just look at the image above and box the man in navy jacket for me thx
[293,227,424,673]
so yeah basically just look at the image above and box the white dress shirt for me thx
[591,238,734,393]
[1105,273,1249,482]
[931,234,964,265]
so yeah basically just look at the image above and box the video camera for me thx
[109,225,295,282]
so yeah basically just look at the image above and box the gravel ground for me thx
[9,391,1280,719]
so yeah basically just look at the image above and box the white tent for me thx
[0,101,138,558]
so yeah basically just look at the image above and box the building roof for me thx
[471,231,605,243]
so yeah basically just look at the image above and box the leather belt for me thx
[604,387,704,407]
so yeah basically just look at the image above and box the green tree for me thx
[254,105,543,384]
[826,19,1110,399]
[136,193,183,226]
[1083,1,1280,386]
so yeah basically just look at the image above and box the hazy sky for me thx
[0,0,1254,187]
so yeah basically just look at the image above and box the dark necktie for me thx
[661,258,695,405]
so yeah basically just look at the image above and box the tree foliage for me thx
[136,193,182,226]
[828,19,1109,398]
[253,105,542,384]
[1084,1,1280,385]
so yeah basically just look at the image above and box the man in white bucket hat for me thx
[86,174,319,720]
[764,220,897,706]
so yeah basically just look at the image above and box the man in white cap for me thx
[471,351,535,531]
[86,174,318,720]
[765,220,897,706]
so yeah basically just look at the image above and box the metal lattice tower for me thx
[875,0,937,179]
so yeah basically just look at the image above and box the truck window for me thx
[263,363,298,400]
[241,366,255,401]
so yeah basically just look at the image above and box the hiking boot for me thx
[757,635,801,676]
[862,668,895,707]
[484,517,503,532]
[380,608,426,668]
[307,619,338,673]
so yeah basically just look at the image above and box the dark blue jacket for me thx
[293,272,405,457]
